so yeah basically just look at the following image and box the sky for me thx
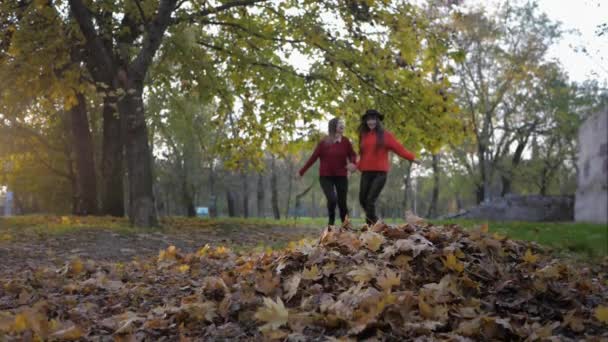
[479,0,608,84]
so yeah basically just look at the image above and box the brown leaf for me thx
[255,271,280,296]
[254,297,288,332]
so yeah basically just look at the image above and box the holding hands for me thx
[346,162,358,173]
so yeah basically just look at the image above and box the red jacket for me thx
[357,130,415,171]
[299,137,357,177]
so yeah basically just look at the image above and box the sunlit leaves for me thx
[442,253,464,273]
[0,217,605,340]
[522,248,539,264]
[254,297,288,332]
[594,306,608,324]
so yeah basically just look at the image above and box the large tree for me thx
[451,2,562,203]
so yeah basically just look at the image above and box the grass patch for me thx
[434,219,608,260]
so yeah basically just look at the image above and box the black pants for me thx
[359,171,387,225]
[319,176,348,225]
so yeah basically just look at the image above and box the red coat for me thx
[357,130,415,171]
[299,137,357,177]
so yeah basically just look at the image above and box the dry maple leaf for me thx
[322,262,337,276]
[418,295,435,319]
[301,265,322,281]
[347,263,378,283]
[283,273,301,301]
[522,249,539,264]
[594,305,608,324]
[254,271,280,295]
[442,253,464,273]
[360,231,385,252]
[254,297,288,332]
[377,269,401,291]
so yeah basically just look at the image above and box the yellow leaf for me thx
[13,313,28,332]
[360,231,385,252]
[322,262,336,276]
[70,258,84,275]
[196,244,210,257]
[418,296,434,319]
[347,263,378,283]
[522,249,539,264]
[302,265,322,281]
[377,269,401,291]
[254,297,288,332]
[178,265,190,273]
[442,253,464,273]
[594,306,608,324]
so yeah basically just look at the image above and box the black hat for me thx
[362,109,384,121]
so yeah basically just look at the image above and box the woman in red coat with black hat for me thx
[349,109,420,225]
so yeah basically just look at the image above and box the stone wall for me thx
[575,108,608,224]
[448,194,574,221]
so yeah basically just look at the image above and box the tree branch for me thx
[130,0,177,81]
[68,0,115,76]
[172,0,268,24]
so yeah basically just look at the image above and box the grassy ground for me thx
[435,219,608,259]
[1,215,606,259]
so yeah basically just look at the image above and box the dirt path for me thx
[0,225,321,276]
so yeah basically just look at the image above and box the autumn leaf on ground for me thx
[49,325,84,340]
[323,262,337,276]
[522,249,539,264]
[594,305,608,324]
[69,258,84,275]
[418,295,435,319]
[255,297,288,332]
[302,265,322,281]
[360,231,385,252]
[442,253,464,273]
[254,271,280,295]
[377,269,401,291]
[347,263,378,283]
[283,273,301,301]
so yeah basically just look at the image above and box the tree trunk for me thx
[183,177,196,217]
[402,161,413,217]
[70,93,98,215]
[271,156,281,220]
[226,189,236,217]
[101,96,124,216]
[427,154,440,218]
[477,144,488,204]
[284,158,294,218]
[501,138,528,196]
[241,171,249,218]
[120,87,158,227]
[257,172,264,217]
[208,166,217,217]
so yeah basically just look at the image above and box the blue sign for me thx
[196,207,209,217]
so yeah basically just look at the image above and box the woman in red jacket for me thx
[352,109,420,225]
[298,118,357,226]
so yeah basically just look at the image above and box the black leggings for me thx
[319,176,348,225]
[359,171,387,225]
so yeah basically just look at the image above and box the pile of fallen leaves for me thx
[1,218,607,341]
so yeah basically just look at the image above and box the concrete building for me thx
[575,107,608,224]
